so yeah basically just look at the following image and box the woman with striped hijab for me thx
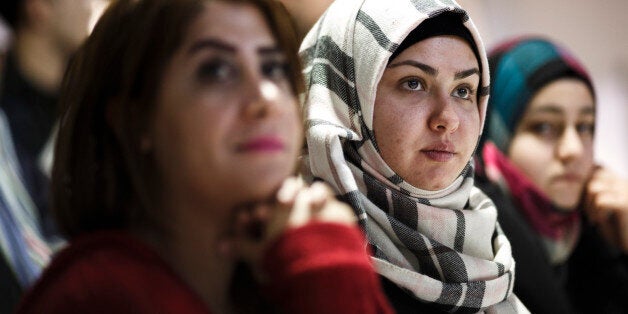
[300,0,527,312]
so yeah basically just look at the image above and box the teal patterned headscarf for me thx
[485,37,595,152]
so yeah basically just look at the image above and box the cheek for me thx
[153,105,228,168]
[281,100,304,154]
[373,100,412,157]
[462,110,481,147]
[508,136,551,184]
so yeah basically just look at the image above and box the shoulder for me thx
[16,231,209,314]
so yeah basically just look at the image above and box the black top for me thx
[475,174,628,314]
[0,52,60,311]
[0,52,58,238]
[0,253,22,313]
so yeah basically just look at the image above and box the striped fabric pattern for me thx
[300,0,527,312]
[0,110,57,287]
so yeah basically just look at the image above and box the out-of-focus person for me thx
[0,0,92,226]
[476,36,628,313]
[14,0,393,313]
[0,0,92,311]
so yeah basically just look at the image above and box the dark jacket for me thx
[476,174,628,314]
[0,254,22,313]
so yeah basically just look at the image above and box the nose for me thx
[428,96,460,133]
[241,72,279,120]
[556,126,584,162]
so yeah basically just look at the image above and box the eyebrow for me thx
[387,60,438,76]
[454,68,480,80]
[188,38,282,56]
[529,105,595,116]
[388,60,479,80]
[189,39,236,54]
[258,46,283,56]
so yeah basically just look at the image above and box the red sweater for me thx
[16,222,392,313]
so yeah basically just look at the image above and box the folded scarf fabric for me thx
[300,0,524,312]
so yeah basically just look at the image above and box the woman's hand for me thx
[220,177,356,276]
[584,167,628,253]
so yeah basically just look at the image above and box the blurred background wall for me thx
[459,0,628,178]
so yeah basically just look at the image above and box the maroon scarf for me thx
[482,142,580,264]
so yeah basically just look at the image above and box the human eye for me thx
[528,121,561,139]
[261,59,289,81]
[196,58,237,84]
[576,121,595,137]
[401,78,424,91]
[451,84,475,100]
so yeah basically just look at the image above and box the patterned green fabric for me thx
[486,37,594,152]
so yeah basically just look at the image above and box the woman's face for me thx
[374,36,481,191]
[150,1,302,210]
[508,79,595,210]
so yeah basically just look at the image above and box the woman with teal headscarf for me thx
[477,36,628,313]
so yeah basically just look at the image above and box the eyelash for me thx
[196,58,290,84]
[401,77,424,91]
[261,60,290,81]
[527,121,595,139]
[197,59,234,83]
[399,77,476,101]
[451,84,475,101]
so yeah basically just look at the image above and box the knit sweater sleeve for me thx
[262,222,393,314]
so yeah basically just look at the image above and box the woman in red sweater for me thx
[15,0,392,313]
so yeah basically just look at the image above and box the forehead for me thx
[394,36,478,69]
[184,1,276,48]
[526,79,595,115]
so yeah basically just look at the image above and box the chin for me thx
[549,185,585,211]
[241,167,294,200]
[551,196,581,211]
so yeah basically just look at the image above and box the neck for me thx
[141,197,236,314]
[13,29,67,94]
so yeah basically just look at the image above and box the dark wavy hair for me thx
[52,0,303,239]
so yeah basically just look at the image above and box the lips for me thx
[420,142,456,162]
[238,136,285,152]
[553,173,583,183]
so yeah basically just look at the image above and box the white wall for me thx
[459,0,628,178]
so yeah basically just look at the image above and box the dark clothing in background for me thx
[0,52,58,239]
[476,174,628,314]
[0,254,22,313]
[0,52,59,312]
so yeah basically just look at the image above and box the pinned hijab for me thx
[300,0,525,312]
[482,37,594,264]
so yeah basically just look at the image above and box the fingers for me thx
[294,181,356,226]
[308,181,332,211]
[584,167,628,253]
[277,176,304,205]
[585,167,628,222]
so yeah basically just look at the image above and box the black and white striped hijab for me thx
[300,0,527,312]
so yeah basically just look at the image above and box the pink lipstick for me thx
[239,136,285,152]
